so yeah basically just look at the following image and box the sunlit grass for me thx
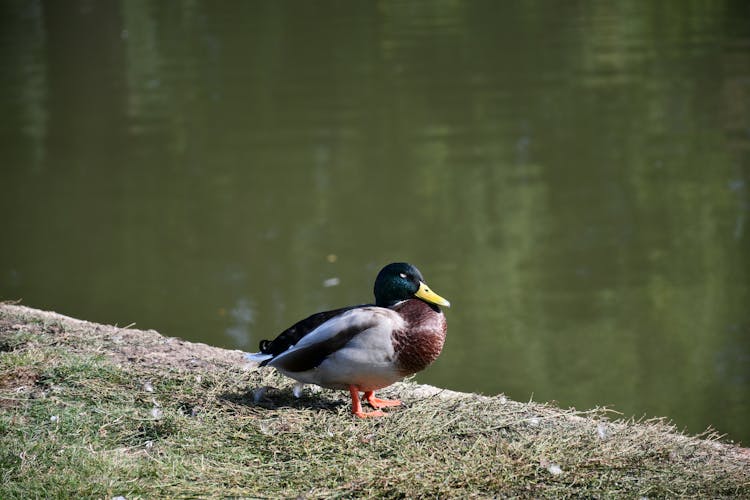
[1,304,748,498]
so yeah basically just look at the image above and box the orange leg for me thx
[349,386,386,418]
[364,391,402,409]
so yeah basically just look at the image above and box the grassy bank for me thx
[0,304,748,498]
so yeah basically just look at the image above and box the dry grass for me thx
[1,303,748,498]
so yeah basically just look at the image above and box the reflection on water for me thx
[1,1,749,443]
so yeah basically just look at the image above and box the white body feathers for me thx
[247,307,407,391]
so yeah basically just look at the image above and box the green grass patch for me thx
[1,304,748,498]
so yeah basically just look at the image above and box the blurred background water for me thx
[1,1,749,443]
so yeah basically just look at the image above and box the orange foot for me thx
[349,386,391,418]
[364,391,402,409]
[353,409,387,418]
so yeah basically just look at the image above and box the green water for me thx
[2,1,749,443]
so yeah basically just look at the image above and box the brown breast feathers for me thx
[390,299,447,376]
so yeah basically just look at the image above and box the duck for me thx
[245,262,450,418]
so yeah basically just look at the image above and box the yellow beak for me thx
[414,281,451,308]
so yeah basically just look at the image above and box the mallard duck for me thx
[246,262,450,418]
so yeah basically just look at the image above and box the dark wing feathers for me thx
[259,305,364,357]
[268,320,378,372]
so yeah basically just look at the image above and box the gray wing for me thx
[267,307,400,373]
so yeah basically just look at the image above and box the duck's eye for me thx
[399,273,408,279]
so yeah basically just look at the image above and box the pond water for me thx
[2,1,749,443]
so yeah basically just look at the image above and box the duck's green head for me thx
[374,262,451,308]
